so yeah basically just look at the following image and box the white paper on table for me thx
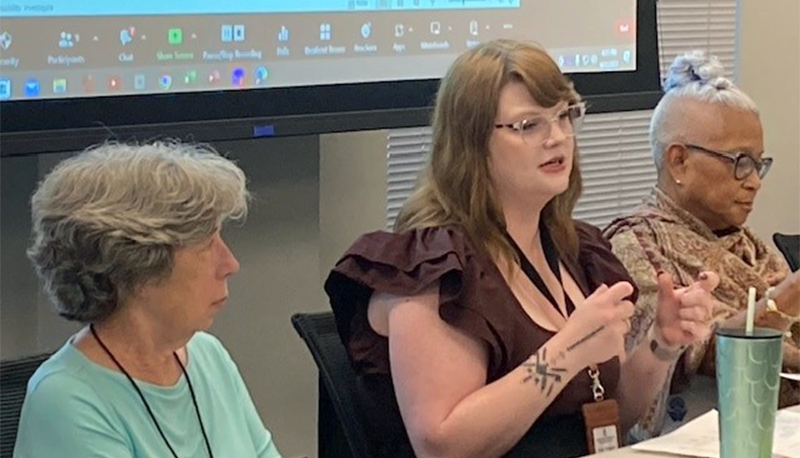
[631,409,800,458]
[781,373,800,382]
[774,410,800,458]
[631,410,719,458]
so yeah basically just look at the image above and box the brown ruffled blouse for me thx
[324,221,639,458]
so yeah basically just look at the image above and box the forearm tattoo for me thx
[566,325,605,352]
[522,347,567,396]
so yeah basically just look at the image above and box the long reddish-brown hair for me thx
[394,39,583,265]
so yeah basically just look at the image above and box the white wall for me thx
[214,137,323,458]
[319,130,389,284]
[738,0,800,242]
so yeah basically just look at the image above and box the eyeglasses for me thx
[683,144,773,180]
[494,103,586,146]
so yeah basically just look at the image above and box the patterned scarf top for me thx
[606,186,788,326]
[604,186,797,435]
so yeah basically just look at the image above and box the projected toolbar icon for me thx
[615,19,633,37]
[24,78,39,97]
[221,25,233,42]
[221,25,245,42]
[232,67,245,86]
[52,78,67,94]
[184,70,197,85]
[0,78,11,100]
[59,31,78,48]
[233,25,246,42]
[159,75,172,90]
[108,75,121,91]
[255,66,269,85]
[168,28,183,45]
[320,23,331,41]
[278,26,290,42]
[0,32,12,50]
[120,27,136,45]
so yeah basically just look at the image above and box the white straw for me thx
[745,286,756,335]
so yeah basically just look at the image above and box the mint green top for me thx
[14,332,281,458]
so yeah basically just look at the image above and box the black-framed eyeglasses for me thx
[683,143,773,180]
[494,103,586,146]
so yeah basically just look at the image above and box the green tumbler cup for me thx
[716,327,783,458]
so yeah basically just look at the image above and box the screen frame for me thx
[0,0,661,157]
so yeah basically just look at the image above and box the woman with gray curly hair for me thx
[14,142,281,458]
[604,51,799,438]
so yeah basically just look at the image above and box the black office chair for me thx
[291,312,371,458]
[773,233,800,272]
[0,353,51,458]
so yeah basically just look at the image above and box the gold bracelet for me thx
[766,287,800,324]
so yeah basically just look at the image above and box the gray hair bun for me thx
[663,50,730,92]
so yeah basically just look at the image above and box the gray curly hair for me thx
[650,50,760,171]
[28,141,249,323]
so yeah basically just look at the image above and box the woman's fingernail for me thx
[699,272,708,280]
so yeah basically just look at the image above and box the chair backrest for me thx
[291,312,372,458]
[0,353,51,458]
[773,233,800,272]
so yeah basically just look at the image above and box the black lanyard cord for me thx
[505,222,574,316]
[90,324,215,458]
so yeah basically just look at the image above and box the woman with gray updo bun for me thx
[605,51,799,438]
[15,142,282,458]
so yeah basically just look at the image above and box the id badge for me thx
[581,399,622,454]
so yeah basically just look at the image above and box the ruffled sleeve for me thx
[324,225,509,378]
